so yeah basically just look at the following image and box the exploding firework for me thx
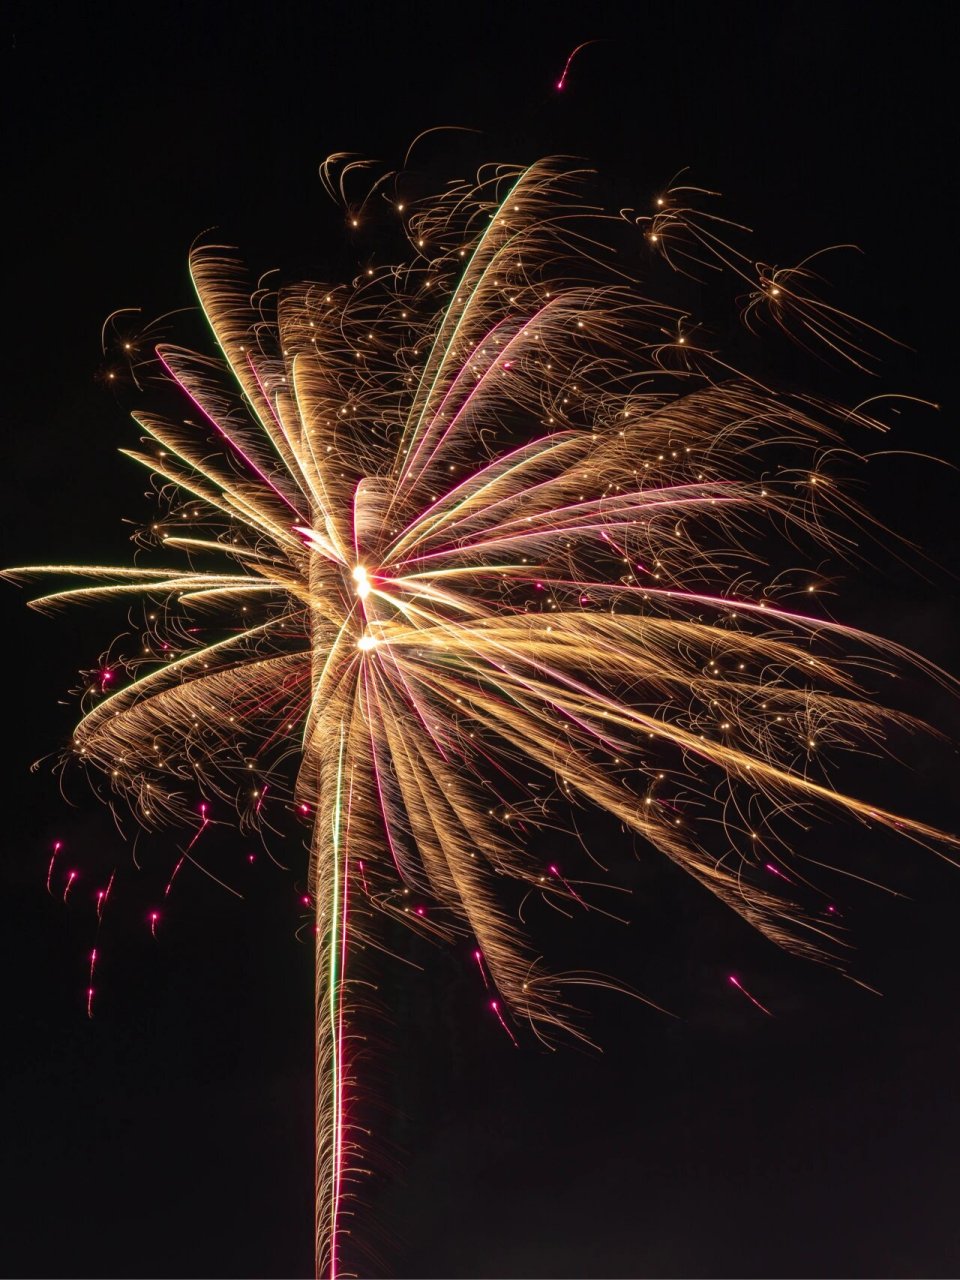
[8,157,956,1276]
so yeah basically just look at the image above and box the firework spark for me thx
[9,157,956,1276]
[728,973,773,1017]
[556,40,600,91]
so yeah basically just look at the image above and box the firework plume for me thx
[9,157,956,1276]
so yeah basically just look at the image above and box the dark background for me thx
[3,3,959,1277]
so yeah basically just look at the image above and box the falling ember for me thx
[11,154,957,1277]
[187,802,210,850]
[547,863,587,907]
[728,974,773,1017]
[764,862,795,886]
[490,999,519,1047]
[63,870,77,903]
[46,841,62,895]
[96,871,115,922]
[87,948,98,1018]
[556,39,599,91]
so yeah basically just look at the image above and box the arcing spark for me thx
[9,158,956,1276]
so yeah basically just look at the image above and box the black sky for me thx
[3,3,959,1277]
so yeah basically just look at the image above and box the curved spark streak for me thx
[10,158,956,1276]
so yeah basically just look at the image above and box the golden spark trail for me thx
[8,155,956,1276]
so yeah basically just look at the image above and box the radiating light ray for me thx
[10,155,956,1278]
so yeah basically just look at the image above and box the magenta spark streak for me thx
[728,974,773,1017]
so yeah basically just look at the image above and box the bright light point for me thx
[352,565,371,599]
[357,634,379,652]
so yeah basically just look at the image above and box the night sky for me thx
[4,3,959,1277]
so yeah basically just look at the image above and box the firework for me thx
[8,157,956,1276]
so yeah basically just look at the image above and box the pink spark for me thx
[187,802,210,850]
[164,856,186,897]
[548,863,587,907]
[255,784,269,815]
[556,40,598,91]
[149,910,159,937]
[490,999,519,1047]
[728,974,773,1017]
[473,949,491,990]
[99,668,114,693]
[247,853,256,864]
[415,906,426,917]
[46,841,62,895]
[357,860,369,895]
[96,871,115,922]
[87,949,98,1018]
[63,870,77,903]
[765,862,795,885]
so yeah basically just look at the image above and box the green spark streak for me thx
[328,722,346,1276]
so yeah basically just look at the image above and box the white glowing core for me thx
[357,633,379,652]
[352,565,371,599]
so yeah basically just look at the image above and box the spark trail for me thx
[9,156,957,1276]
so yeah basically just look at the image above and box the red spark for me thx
[149,910,159,937]
[63,870,77,903]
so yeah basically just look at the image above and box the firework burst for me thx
[9,157,956,1276]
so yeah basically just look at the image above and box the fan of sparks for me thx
[11,158,957,1276]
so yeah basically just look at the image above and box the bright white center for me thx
[357,633,379,652]
[352,565,371,599]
